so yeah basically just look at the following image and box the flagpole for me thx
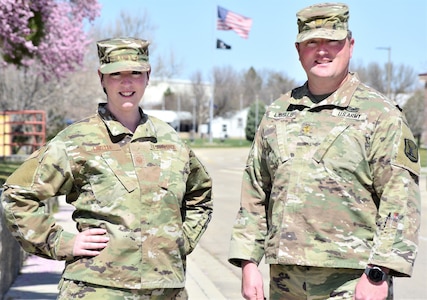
[209,95,213,143]
[211,4,252,143]
[209,2,216,143]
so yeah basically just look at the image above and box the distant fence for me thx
[0,110,46,158]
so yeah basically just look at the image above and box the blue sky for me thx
[96,0,427,85]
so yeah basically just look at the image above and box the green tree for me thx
[242,67,262,107]
[245,100,266,141]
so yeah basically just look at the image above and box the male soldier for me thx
[2,37,213,299]
[228,3,420,300]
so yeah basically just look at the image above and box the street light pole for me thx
[376,46,391,98]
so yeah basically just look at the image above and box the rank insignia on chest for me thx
[301,123,312,135]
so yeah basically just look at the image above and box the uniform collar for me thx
[290,72,360,109]
[97,103,157,140]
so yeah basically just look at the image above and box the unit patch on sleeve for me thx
[404,138,418,163]
[393,122,420,176]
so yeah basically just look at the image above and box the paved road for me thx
[191,148,258,299]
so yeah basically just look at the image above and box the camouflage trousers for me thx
[269,265,393,300]
[57,279,188,300]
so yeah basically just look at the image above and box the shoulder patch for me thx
[404,139,418,162]
[393,123,420,175]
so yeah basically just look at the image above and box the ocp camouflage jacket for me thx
[2,104,213,289]
[229,73,420,277]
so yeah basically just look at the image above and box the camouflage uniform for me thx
[229,73,420,296]
[1,103,213,292]
[97,37,151,74]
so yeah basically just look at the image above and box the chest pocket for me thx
[86,146,137,206]
[155,144,190,205]
[262,121,294,174]
[131,142,189,205]
[312,124,365,181]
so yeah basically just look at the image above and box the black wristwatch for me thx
[364,266,387,283]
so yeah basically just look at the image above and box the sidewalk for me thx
[3,197,230,300]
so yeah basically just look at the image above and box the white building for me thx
[143,77,212,108]
[144,109,193,132]
[200,108,249,139]
[142,78,252,139]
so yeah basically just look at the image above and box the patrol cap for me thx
[97,37,150,74]
[296,3,349,43]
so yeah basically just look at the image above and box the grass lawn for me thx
[183,138,252,148]
[0,161,22,186]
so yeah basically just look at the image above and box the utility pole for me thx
[376,46,391,98]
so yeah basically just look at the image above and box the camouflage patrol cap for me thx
[97,37,150,74]
[296,3,349,43]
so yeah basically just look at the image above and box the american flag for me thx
[217,6,252,39]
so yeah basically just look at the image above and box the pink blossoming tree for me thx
[0,0,101,81]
